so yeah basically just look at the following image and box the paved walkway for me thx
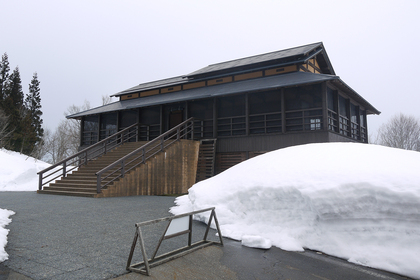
[0,192,412,280]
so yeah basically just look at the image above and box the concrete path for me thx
[0,192,412,280]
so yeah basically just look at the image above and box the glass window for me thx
[350,103,358,124]
[139,106,161,140]
[217,95,245,118]
[120,110,138,128]
[100,112,117,139]
[189,99,213,120]
[338,95,348,117]
[284,84,322,111]
[249,90,281,115]
[327,87,337,111]
[82,115,99,145]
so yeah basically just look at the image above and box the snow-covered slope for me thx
[171,143,420,279]
[0,148,50,191]
[0,148,50,262]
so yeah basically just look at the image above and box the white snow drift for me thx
[171,143,420,279]
[0,148,50,262]
[0,148,50,192]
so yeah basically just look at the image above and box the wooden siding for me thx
[207,76,233,86]
[234,71,263,81]
[121,93,139,100]
[160,85,182,94]
[265,65,297,76]
[97,140,200,197]
[183,81,206,90]
[140,89,160,97]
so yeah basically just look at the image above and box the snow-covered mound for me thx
[0,209,14,262]
[0,148,50,191]
[171,143,420,279]
[0,148,50,262]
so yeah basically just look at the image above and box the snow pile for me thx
[171,143,420,279]
[0,209,14,262]
[0,148,50,191]
[0,148,50,262]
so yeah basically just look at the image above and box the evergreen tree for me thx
[22,72,43,154]
[0,53,10,104]
[3,66,25,152]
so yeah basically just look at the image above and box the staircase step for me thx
[37,189,96,197]
[45,186,97,192]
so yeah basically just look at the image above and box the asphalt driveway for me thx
[0,192,412,280]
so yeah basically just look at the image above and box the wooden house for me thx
[38,42,380,197]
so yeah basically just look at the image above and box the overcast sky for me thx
[1,0,419,138]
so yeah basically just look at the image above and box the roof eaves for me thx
[332,79,380,115]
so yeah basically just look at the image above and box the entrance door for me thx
[169,110,183,129]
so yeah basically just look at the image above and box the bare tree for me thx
[375,113,420,152]
[64,100,90,156]
[101,95,114,105]
[40,101,91,164]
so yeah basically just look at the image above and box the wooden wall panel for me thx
[161,85,182,94]
[121,93,139,100]
[234,71,263,82]
[183,81,206,90]
[97,140,200,197]
[140,89,160,97]
[265,65,297,76]
[207,76,233,86]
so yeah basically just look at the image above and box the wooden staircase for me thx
[38,142,148,197]
[195,139,216,183]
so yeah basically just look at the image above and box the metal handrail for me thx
[95,118,195,193]
[37,123,139,190]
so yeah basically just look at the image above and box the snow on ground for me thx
[171,143,420,279]
[0,148,50,262]
[0,209,14,262]
[0,148,50,192]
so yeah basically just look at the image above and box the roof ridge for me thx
[205,42,322,67]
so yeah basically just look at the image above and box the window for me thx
[217,95,246,136]
[338,95,349,136]
[248,90,282,134]
[284,84,323,132]
[139,106,161,140]
[189,99,214,138]
[100,113,118,140]
[350,103,359,140]
[82,115,99,146]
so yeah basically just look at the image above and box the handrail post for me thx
[97,174,101,193]
[191,120,194,139]
[177,127,180,140]
[160,137,164,151]
[63,161,67,178]
[121,160,125,178]
[38,173,43,190]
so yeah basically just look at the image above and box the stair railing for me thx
[37,123,139,191]
[95,118,196,193]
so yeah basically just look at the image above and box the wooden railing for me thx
[95,118,195,193]
[37,123,139,190]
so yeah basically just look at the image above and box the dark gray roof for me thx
[112,42,336,98]
[68,71,381,119]
[114,76,187,96]
[187,42,324,77]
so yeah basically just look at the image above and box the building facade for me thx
[69,42,380,174]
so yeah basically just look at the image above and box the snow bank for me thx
[171,143,420,279]
[0,209,14,262]
[0,148,50,191]
[0,148,50,262]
